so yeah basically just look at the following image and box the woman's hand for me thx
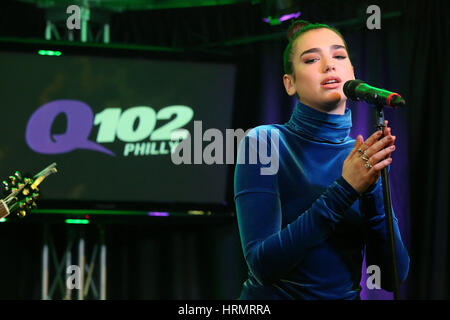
[342,121,396,194]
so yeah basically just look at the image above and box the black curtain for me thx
[406,0,449,299]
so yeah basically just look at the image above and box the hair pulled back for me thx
[283,20,348,76]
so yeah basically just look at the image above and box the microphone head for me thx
[343,79,364,101]
[389,94,406,108]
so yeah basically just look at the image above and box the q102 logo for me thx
[25,100,194,157]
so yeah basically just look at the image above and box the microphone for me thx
[343,79,406,108]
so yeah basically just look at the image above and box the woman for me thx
[234,20,410,300]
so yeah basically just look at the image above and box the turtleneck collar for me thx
[286,100,352,143]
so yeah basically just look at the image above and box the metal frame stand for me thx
[41,223,107,300]
[44,3,111,43]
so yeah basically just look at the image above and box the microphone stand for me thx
[374,103,401,300]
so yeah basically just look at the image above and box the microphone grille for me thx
[390,95,406,108]
[343,79,364,100]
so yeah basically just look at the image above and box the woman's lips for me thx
[321,82,340,89]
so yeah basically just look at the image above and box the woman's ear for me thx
[283,74,297,96]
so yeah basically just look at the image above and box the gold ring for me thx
[364,161,373,169]
[357,146,365,155]
[360,152,370,161]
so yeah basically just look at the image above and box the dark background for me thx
[0,0,448,300]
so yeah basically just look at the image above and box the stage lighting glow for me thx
[65,218,90,224]
[263,12,301,25]
[38,50,62,56]
[261,0,302,26]
[279,12,301,22]
[148,211,169,217]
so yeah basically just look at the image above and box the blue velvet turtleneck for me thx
[286,101,352,143]
[234,101,409,300]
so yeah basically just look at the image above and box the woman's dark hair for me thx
[283,20,349,77]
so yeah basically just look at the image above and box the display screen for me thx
[0,45,236,209]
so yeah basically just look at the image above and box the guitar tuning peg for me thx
[32,193,39,200]
[21,186,31,196]
[32,202,37,208]
[26,197,33,205]
[18,210,27,217]
[24,178,32,184]
[14,171,22,181]
[9,176,17,186]
[2,180,8,192]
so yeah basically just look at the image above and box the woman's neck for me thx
[300,99,347,115]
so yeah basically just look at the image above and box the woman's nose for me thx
[323,60,336,72]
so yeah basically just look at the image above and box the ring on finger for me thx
[357,146,366,155]
[364,161,373,169]
[360,151,370,161]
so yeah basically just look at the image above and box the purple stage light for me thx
[263,12,301,25]
[279,12,301,22]
[148,211,169,217]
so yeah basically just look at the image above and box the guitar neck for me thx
[0,200,10,219]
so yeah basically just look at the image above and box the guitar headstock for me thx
[0,163,58,219]
[1,171,39,218]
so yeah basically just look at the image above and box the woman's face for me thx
[283,28,355,113]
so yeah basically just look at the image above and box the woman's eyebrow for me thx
[300,45,346,57]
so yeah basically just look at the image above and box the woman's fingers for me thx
[369,145,395,165]
[370,157,392,172]
[385,128,395,148]
[347,121,397,193]
[364,120,393,150]
[366,135,395,157]
[358,131,382,154]
[349,134,364,158]
[384,121,390,137]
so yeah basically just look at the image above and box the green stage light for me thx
[38,50,62,56]
[65,219,89,225]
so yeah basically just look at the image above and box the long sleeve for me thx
[234,130,360,286]
[359,176,410,291]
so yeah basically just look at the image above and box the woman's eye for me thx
[334,55,347,59]
[305,58,318,64]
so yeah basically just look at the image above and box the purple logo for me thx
[25,100,115,156]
